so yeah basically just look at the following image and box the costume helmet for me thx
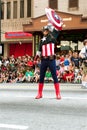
[43,26,49,31]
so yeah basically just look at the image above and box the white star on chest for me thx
[42,37,46,41]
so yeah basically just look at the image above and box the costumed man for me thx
[35,24,61,99]
[79,39,87,88]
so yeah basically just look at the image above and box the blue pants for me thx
[39,59,58,83]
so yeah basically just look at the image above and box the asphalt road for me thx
[0,83,87,130]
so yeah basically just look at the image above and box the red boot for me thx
[35,83,44,99]
[54,83,61,100]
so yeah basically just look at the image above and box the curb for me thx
[0,83,82,90]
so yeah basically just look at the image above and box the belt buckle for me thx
[42,56,48,59]
[49,55,54,60]
[44,56,48,59]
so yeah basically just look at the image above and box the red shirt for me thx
[27,61,33,67]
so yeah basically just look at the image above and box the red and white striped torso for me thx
[42,43,54,56]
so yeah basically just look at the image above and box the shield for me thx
[45,7,63,30]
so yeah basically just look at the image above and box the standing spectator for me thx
[71,52,80,68]
[79,39,87,87]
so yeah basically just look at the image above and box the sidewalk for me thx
[0,83,83,91]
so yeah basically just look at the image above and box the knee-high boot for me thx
[54,83,61,99]
[35,83,44,99]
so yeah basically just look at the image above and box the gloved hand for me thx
[34,51,41,61]
[34,55,39,61]
[33,55,39,65]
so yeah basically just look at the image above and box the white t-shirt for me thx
[79,46,87,58]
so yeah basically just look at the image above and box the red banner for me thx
[5,32,32,39]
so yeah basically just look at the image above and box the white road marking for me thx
[1,94,87,100]
[44,96,87,100]
[0,124,29,130]
[62,96,87,100]
[19,96,87,100]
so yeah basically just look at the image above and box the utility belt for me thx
[41,55,55,60]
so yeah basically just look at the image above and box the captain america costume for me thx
[38,28,58,83]
[35,26,61,99]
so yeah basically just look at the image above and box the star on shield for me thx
[54,14,59,20]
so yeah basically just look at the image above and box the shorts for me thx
[82,63,87,75]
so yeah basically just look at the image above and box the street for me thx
[0,83,87,130]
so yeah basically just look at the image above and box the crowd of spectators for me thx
[0,50,83,83]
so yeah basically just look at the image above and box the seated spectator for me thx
[66,70,74,83]
[60,55,64,62]
[0,53,82,84]
[34,57,41,68]
[62,71,69,82]
[34,66,40,83]
[59,62,65,74]
[0,72,7,83]
[64,54,70,71]
[62,70,74,83]
[67,62,74,72]
[56,55,60,70]
[16,72,25,83]
[44,68,53,82]
[74,71,82,83]
[74,66,79,81]
[1,64,7,72]
[27,57,33,68]
[68,50,73,60]
[6,72,16,83]
[23,68,34,82]
[56,69,62,82]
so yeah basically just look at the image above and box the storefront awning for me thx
[5,32,32,39]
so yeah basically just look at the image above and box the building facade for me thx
[1,0,87,57]
[1,0,33,57]
[33,0,87,17]
[58,0,87,17]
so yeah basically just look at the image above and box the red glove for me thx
[34,55,39,61]
[33,55,39,65]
